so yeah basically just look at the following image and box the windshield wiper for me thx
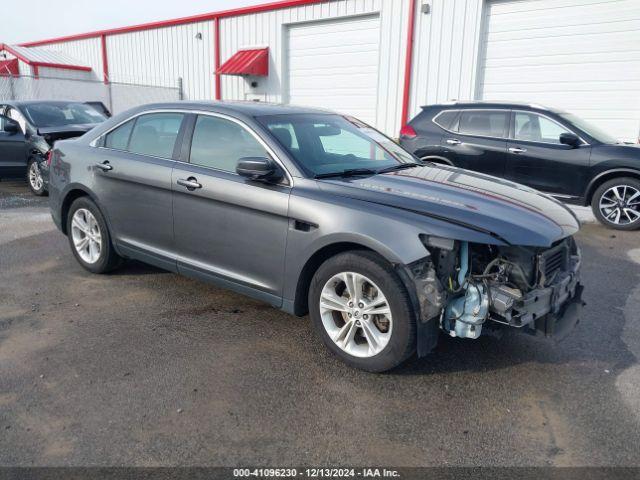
[376,162,423,174]
[314,168,378,179]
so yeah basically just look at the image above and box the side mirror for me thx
[236,156,282,182]
[2,118,20,135]
[559,132,580,148]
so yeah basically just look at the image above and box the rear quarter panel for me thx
[401,109,447,162]
[48,139,108,234]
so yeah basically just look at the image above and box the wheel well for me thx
[586,171,640,204]
[60,189,89,235]
[293,242,375,317]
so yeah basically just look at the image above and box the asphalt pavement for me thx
[1,179,639,467]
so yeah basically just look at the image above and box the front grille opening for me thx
[539,241,570,284]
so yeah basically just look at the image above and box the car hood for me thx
[317,165,579,247]
[37,123,99,144]
[597,142,640,156]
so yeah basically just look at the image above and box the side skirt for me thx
[178,261,283,309]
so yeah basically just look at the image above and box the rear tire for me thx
[591,177,640,230]
[66,197,123,273]
[308,250,416,372]
[27,158,47,196]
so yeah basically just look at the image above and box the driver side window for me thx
[189,115,268,173]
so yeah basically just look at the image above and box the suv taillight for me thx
[46,150,53,166]
[399,124,417,139]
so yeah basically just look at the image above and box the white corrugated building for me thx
[8,0,640,140]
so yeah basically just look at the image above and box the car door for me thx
[506,111,591,198]
[172,113,291,306]
[93,111,187,271]
[440,109,509,178]
[0,115,27,174]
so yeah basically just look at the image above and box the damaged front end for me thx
[404,235,584,356]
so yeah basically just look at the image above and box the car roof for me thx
[422,101,565,114]
[3,100,88,106]
[130,100,335,117]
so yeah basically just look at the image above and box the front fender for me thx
[282,181,507,304]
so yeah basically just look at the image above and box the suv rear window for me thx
[457,110,508,138]
[433,110,459,130]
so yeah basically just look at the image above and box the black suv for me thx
[400,102,640,230]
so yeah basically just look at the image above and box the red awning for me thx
[218,48,269,77]
[0,58,19,76]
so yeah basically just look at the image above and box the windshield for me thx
[559,113,617,144]
[257,113,417,176]
[22,102,107,128]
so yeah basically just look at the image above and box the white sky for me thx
[2,0,264,44]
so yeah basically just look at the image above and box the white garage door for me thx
[479,0,640,141]
[286,15,381,125]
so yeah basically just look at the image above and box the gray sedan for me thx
[48,102,584,372]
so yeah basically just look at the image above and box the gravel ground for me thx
[0,179,638,467]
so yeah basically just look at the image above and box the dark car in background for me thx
[0,101,108,195]
[400,102,640,230]
[48,102,583,372]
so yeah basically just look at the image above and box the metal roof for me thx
[0,44,92,71]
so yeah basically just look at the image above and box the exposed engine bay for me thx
[409,235,583,351]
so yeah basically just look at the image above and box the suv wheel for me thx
[66,197,123,273]
[27,159,46,196]
[308,251,416,372]
[591,177,640,230]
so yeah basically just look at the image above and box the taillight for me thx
[399,124,417,139]
[46,150,53,166]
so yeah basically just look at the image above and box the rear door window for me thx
[457,110,508,138]
[127,113,184,159]
[104,119,135,150]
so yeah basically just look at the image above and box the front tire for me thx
[308,251,416,372]
[591,177,640,230]
[27,158,47,196]
[66,197,123,273]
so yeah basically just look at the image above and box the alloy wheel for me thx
[319,272,393,358]
[599,185,640,226]
[29,162,44,192]
[71,208,103,264]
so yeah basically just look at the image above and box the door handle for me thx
[96,161,113,171]
[177,177,202,191]
[509,147,527,154]
[446,139,461,146]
